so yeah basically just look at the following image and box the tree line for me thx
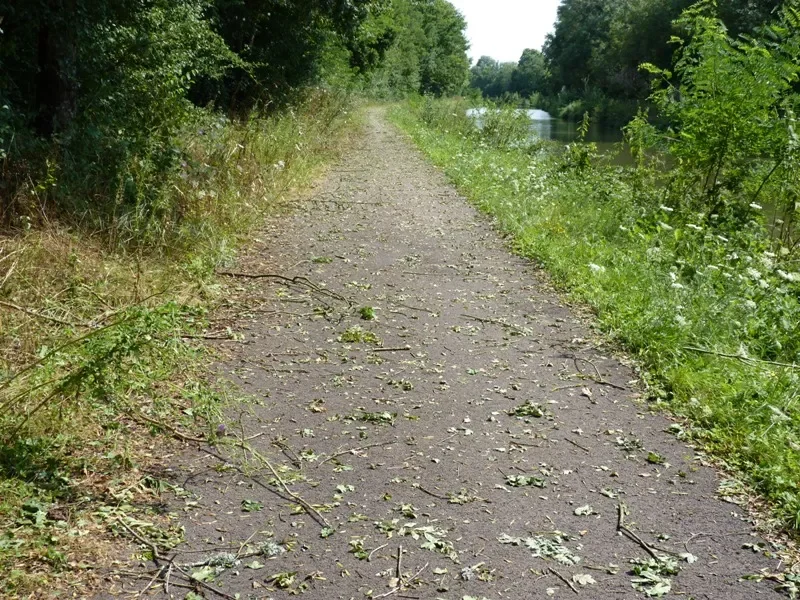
[470,0,783,124]
[0,0,470,224]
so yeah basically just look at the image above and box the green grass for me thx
[390,98,800,532]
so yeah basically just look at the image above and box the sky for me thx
[449,0,562,64]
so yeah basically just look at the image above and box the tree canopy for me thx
[0,0,469,221]
[469,0,787,122]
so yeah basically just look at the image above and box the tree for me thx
[510,49,549,97]
[366,0,470,98]
[543,0,615,92]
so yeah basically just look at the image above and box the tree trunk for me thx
[34,1,78,138]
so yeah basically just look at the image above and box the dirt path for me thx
[106,108,785,599]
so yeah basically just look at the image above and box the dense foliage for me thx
[0,0,470,234]
[469,0,785,124]
[395,0,800,530]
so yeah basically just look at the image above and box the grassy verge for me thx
[389,98,800,532]
[0,91,359,598]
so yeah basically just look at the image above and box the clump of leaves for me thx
[616,436,643,452]
[399,522,459,562]
[505,474,546,488]
[312,256,333,264]
[573,505,597,516]
[630,556,679,597]
[241,499,263,512]
[508,401,546,418]
[359,306,376,320]
[267,571,298,589]
[498,532,580,566]
[356,411,396,425]
[646,451,666,465]
[339,326,381,345]
[448,489,481,505]
[377,520,458,562]
[259,540,287,558]
[349,537,369,560]
[387,378,413,391]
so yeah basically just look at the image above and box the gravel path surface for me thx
[105,109,784,599]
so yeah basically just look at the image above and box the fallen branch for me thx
[548,566,579,595]
[217,271,351,305]
[684,346,799,370]
[393,302,438,315]
[616,503,678,560]
[234,440,332,529]
[0,300,88,328]
[131,411,206,443]
[115,518,163,562]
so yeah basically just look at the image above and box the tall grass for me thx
[0,90,357,597]
[390,98,800,531]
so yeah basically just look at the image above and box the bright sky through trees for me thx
[449,0,562,63]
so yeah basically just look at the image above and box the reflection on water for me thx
[467,108,632,165]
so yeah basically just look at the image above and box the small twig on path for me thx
[548,566,579,595]
[173,563,238,600]
[396,545,403,580]
[368,543,389,562]
[370,346,412,353]
[573,356,627,390]
[616,503,677,560]
[217,271,351,306]
[564,437,591,453]
[318,441,395,466]
[201,447,330,529]
[393,302,438,315]
[461,313,528,336]
[138,565,166,596]
[411,483,449,500]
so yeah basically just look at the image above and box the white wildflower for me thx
[687,224,702,231]
[744,300,757,310]
[669,272,678,282]
[746,267,762,281]
[588,263,606,274]
[749,203,763,210]
[717,235,729,243]
[675,315,688,326]
[660,205,675,212]
[758,279,770,289]
[777,270,800,283]
[658,221,674,231]
[274,160,286,170]
[671,282,685,289]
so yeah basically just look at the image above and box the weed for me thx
[339,326,381,345]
